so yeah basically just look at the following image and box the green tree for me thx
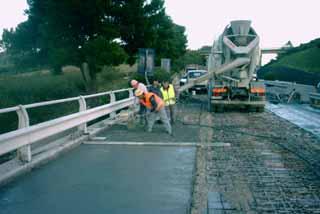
[173,50,207,72]
[1,0,187,82]
[115,0,187,65]
[1,0,126,79]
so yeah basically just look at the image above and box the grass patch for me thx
[0,64,137,134]
[0,71,86,134]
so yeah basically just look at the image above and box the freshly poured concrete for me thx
[0,145,195,214]
[267,103,320,138]
[97,123,200,143]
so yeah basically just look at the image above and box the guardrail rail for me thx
[0,88,135,163]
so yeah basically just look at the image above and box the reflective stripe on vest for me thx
[160,84,176,106]
[139,92,165,111]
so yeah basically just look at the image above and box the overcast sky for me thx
[164,0,320,63]
[165,0,320,48]
[0,0,28,34]
[1,0,319,63]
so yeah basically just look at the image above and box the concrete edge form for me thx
[84,141,231,147]
[187,145,199,214]
[188,145,208,214]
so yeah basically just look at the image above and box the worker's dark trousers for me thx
[165,105,175,124]
[147,108,172,134]
[139,104,147,125]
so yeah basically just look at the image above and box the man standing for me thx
[135,89,172,135]
[160,80,176,124]
[148,78,163,98]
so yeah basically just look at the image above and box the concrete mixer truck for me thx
[179,20,266,112]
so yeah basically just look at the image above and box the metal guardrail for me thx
[0,88,135,162]
[310,92,320,100]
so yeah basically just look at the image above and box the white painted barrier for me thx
[0,88,135,162]
[310,93,320,100]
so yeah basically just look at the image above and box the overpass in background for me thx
[261,41,293,54]
[199,41,294,66]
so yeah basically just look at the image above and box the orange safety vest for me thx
[139,92,165,111]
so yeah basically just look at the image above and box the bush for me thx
[130,67,172,85]
[153,68,171,82]
[258,66,320,85]
[0,72,86,134]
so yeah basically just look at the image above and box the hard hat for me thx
[131,79,138,87]
[134,89,144,97]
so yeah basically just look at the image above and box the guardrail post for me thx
[129,88,134,98]
[110,92,116,118]
[16,105,31,162]
[78,96,88,134]
[128,88,138,112]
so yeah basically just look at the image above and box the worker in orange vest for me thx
[135,89,172,135]
[131,79,148,124]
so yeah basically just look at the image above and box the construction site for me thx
[1,20,320,214]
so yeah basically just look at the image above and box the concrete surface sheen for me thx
[0,145,195,214]
[98,123,200,143]
[267,103,320,138]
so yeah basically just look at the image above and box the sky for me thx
[0,0,319,63]
[0,0,28,34]
[164,0,320,63]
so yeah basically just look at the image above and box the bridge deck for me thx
[0,102,205,214]
[267,103,320,137]
[0,144,195,214]
[1,99,320,213]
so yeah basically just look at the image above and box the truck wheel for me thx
[208,103,212,112]
[217,105,224,113]
[211,105,218,113]
[248,106,256,113]
[256,107,265,112]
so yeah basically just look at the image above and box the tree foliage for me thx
[260,37,320,85]
[114,0,187,65]
[0,0,187,79]
[173,49,207,72]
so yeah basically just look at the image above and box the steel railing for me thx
[310,92,320,100]
[0,88,135,162]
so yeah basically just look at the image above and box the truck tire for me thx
[256,107,265,112]
[217,105,224,113]
[208,103,213,112]
[211,105,218,113]
[248,106,256,113]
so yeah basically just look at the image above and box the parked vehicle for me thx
[179,69,208,93]
[187,70,208,93]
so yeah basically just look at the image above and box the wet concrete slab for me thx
[267,103,320,138]
[0,145,195,214]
